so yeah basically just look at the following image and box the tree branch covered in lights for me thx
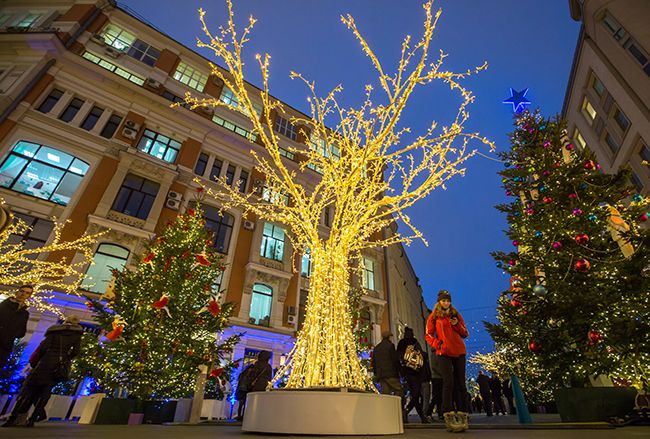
[0,200,101,315]
[190,0,493,391]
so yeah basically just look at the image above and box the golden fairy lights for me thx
[0,198,101,315]
[191,0,492,390]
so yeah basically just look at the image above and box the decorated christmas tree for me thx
[77,199,240,399]
[0,341,25,394]
[487,111,650,392]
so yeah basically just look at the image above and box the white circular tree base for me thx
[242,390,403,435]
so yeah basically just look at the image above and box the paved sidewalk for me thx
[0,422,646,438]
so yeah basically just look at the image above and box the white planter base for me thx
[242,390,403,435]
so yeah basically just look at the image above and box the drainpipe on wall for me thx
[382,228,394,334]
[0,59,56,125]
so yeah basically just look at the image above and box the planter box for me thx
[44,395,74,420]
[201,399,225,420]
[173,398,192,423]
[77,393,106,424]
[0,395,11,415]
[93,398,138,424]
[142,400,177,424]
[556,387,637,422]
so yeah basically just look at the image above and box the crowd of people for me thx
[372,289,514,433]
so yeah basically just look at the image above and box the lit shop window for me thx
[249,283,273,326]
[301,248,312,278]
[137,129,181,163]
[0,141,89,205]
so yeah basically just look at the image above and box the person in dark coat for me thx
[372,330,404,400]
[235,350,272,421]
[490,373,506,415]
[502,377,516,415]
[476,371,493,416]
[426,351,444,421]
[396,327,429,423]
[0,285,32,368]
[2,315,82,427]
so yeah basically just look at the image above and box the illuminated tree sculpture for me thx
[190,1,492,390]
[0,199,100,314]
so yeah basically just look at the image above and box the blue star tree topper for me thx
[503,88,531,113]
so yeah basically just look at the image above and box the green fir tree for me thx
[76,200,240,399]
[488,111,650,392]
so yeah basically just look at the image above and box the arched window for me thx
[249,283,273,327]
[82,243,130,293]
[0,141,89,205]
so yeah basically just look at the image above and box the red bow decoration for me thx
[152,295,171,317]
[195,253,210,266]
[187,207,195,216]
[142,252,155,264]
[207,298,221,317]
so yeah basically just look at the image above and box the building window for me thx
[362,257,375,291]
[6,213,53,250]
[274,115,297,141]
[210,158,222,182]
[212,114,257,141]
[194,152,209,176]
[225,164,236,186]
[127,39,160,66]
[612,106,630,133]
[100,114,122,139]
[601,12,626,41]
[212,271,224,295]
[626,41,649,66]
[278,147,295,161]
[82,52,145,86]
[639,143,650,165]
[81,106,104,131]
[573,129,587,150]
[0,141,89,205]
[301,248,312,278]
[58,97,84,123]
[219,86,262,117]
[590,74,605,99]
[111,173,160,220]
[173,62,207,92]
[238,170,249,193]
[631,172,643,192]
[249,283,272,327]
[0,14,12,27]
[100,23,135,51]
[324,206,331,227]
[260,222,285,262]
[581,97,597,124]
[16,13,41,29]
[202,204,234,254]
[37,89,63,113]
[604,131,620,154]
[161,90,191,109]
[81,243,129,293]
[261,184,289,206]
[137,129,182,163]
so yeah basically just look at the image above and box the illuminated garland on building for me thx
[189,0,493,391]
[0,198,101,315]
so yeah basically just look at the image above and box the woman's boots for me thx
[443,412,468,433]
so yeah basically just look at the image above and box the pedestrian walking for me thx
[2,315,82,427]
[476,371,493,416]
[372,330,405,420]
[502,377,516,415]
[234,350,272,421]
[426,351,443,421]
[490,373,507,415]
[0,285,32,368]
[396,327,429,423]
[425,290,469,433]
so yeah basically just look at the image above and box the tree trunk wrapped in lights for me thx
[188,0,493,391]
[0,198,101,314]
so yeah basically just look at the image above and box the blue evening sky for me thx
[121,0,581,360]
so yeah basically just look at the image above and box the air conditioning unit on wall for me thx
[167,190,182,201]
[122,127,137,140]
[165,198,180,210]
[243,220,255,231]
[287,315,297,325]
[104,46,124,58]
[124,119,141,131]
[145,77,162,89]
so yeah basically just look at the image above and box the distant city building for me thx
[0,0,426,399]
[563,0,650,190]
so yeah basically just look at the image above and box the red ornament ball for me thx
[512,240,520,247]
[543,196,553,204]
[588,330,603,344]
[575,259,591,272]
[508,259,516,266]
[575,233,589,245]
[568,193,577,199]
[528,340,542,353]
[510,298,522,308]
[552,241,562,249]
[565,143,574,151]
[584,160,595,170]
[639,214,649,223]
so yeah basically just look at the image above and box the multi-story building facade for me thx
[0,0,425,393]
[563,0,650,189]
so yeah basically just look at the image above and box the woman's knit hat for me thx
[437,289,452,302]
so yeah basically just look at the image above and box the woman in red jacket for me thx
[425,290,469,433]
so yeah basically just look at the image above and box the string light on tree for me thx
[188,0,494,390]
